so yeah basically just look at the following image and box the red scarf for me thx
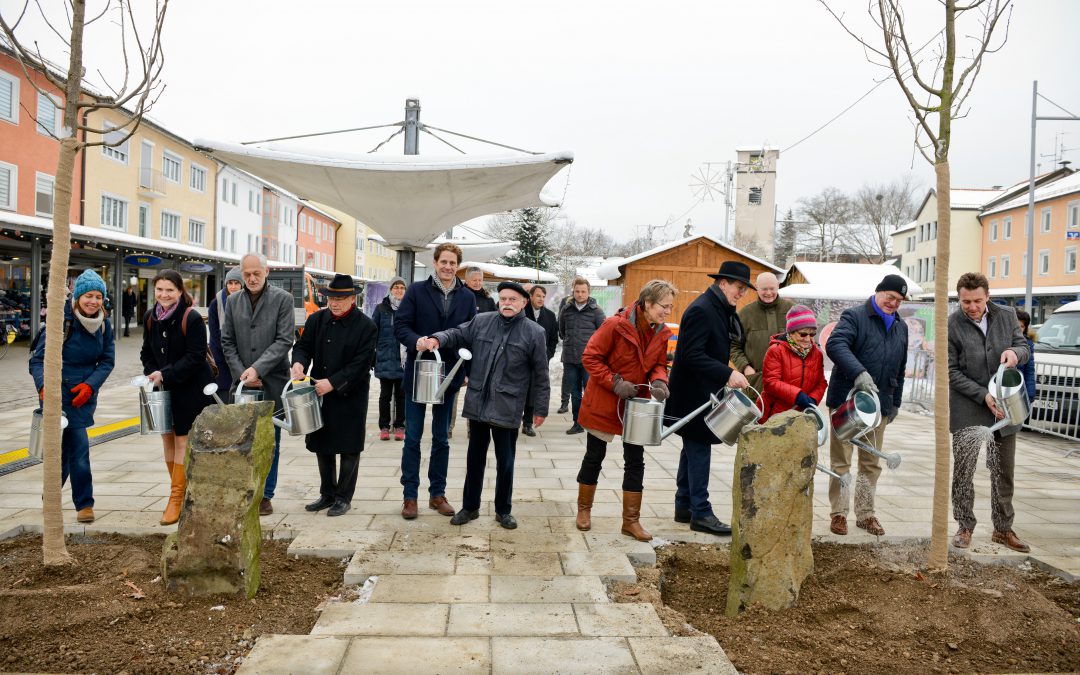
[331,302,355,319]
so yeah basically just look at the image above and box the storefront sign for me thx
[1067,231,1079,240]
[179,261,214,273]
[124,254,163,267]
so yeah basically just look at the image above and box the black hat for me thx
[708,261,756,290]
[321,273,358,298]
[875,273,908,298]
[496,281,529,300]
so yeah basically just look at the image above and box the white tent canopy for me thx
[194,139,573,250]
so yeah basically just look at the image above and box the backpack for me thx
[147,307,219,378]
[28,319,73,364]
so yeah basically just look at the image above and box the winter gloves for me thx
[612,375,638,400]
[854,371,878,394]
[795,392,816,410]
[650,380,670,402]
[70,383,94,408]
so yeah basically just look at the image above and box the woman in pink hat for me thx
[759,305,827,423]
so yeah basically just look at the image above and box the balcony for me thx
[138,168,167,198]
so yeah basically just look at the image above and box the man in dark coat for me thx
[422,281,550,530]
[121,285,137,337]
[559,277,606,434]
[947,272,1030,552]
[291,274,378,517]
[824,273,909,537]
[394,243,477,519]
[731,271,793,394]
[521,284,558,436]
[666,261,753,536]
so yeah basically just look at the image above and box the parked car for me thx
[1029,300,1080,430]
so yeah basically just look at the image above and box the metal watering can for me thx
[413,348,472,405]
[830,389,901,470]
[620,385,721,447]
[234,380,265,405]
[703,386,764,446]
[28,409,68,460]
[987,364,1030,432]
[131,375,173,435]
[803,406,851,486]
[273,378,324,436]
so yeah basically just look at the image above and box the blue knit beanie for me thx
[73,269,107,300]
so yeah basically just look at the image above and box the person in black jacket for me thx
[291,274,378,517]
[559,277,606,433]
[665,261,753,536]
[465,267,498,313]
[373,277,407,441]
[140,270,213,526]
[121,285,137,337]
[522,284,558,435]
[207,266,243,394]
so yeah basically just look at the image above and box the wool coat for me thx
[471,287,498,313]
[372,296,404,381]
[824,299,908,418]
[559,297,606,364]
[292,306,378,454]
[206,289,233,392]
[947,302,1029,435]
[666,285,743,444]
[140,297,214,435]
[730,297,795,393]
[759,334,827,423]
[578,304,672,436]
[30,302,115,429]
[525,303,559,360]
[220,283,295,410]
[394,277,477,395]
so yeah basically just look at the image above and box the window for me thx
[990,220,998,241]
[932,221,938,240]
[1001,255,1010,278]
[36,92,60,137]
[1041,207,1053,233]
[315,221,321,243]
[221,177,228,200]
[100,194,128,230]
[906,235,914,252]
[219,226,227,251]
[188,218,205,245]
[162,151,182,183]
[230,182,237,205]
[1068,202,1079,229]
[988,257,997,279]
[0,161,16,210]
[161,211,180,240]
[329,226,334,243]
[189,164,207,192]
[1038,249,1050,276]
[230,229,236,253]
[1004,217,1012,240]
[930,255,936,281]
[255,194,260,214]
[748,187,762,205]
[0,70,18,124]
[102,123,130,163]
[35,173,54,216]
[247,234,254,252]
[1066,247,1077,275]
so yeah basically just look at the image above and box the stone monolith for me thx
[726,409,816,616]
[162,400,275,598]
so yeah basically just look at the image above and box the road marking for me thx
[0,416,140,467]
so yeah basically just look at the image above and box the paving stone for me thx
[368,574,489,603]
[86,510,176,536]
[454,551,493,575]
[489,551,563,576]
[491,637,637,674]
[560,551,636,582]
[489,531,588,553]
[448,603,578,637]
[312,603,448,636]
[628,636,738,674]
[490,575,608,603]
[345,550,457,584]
[583,533,656,566]
[339,637,490,674]
[236,634,349,674]
[574,603,668,637]
[287,531,394,558]
[390,531,490,552]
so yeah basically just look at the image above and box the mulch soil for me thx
[0,532,348,674]
[611,541,1080,675]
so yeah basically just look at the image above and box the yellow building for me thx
[312,202,398,282]
[362,224,398,282]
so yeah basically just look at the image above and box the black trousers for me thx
[577,432,645,492]
[122,315,132,336]
[463,420,517,515]
[316,453,361,503]
[560,366,571,406]
[378,377,405,429]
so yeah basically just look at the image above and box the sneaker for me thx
[495,513,518,530]
[259,498,273,516]
[393,427,405,441]
[566,423,584,435]
[557,404,570,414]
[379,428,390,441]
[450,508,480,526]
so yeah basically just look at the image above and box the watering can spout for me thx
[272,417,291,430]
[659,394,719,441]
[432,348,472,401]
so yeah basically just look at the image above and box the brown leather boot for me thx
[576,483,596,531]
[620,491,652,542]
[160,462,186,526]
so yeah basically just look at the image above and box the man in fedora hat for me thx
[665,260,753,536]
[291,274,378,516]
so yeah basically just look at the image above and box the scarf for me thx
[155,300,180,323]
[710,284,744,344]
[634,302,656,344]
[431,273,454,297]
[786,334,811,359]
[388,293,402,311]
[71,297,105,335]
[331,303,355,319]
[871,295,895,332]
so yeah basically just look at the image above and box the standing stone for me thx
[162,401,275,598]
[726,409,816,616]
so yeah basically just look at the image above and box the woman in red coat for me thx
[760,305,827,423]
[575,280,675,542]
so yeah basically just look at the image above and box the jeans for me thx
[463,420,518,515]
[378,377,405,429]
[61,426,93,510]
[564,363,589,422]
[317,453,361,503]
[675,438,714,519]
[263,426,282,500]
[400,389,454,500]
[577,432,645,492]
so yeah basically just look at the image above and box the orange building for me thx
[297,203,340,273]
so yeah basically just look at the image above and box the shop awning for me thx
[193,139,573,250]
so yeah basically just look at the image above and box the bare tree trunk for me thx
[929,160,952,571]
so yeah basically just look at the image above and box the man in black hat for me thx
[291,274,378,516]
[824,273,909,537]
[417,281,550,530]
[666,260,754,536]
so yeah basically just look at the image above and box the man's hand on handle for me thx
[854,371,878,394]
[985,393,1005,420]
[240,367,262,388]
[290,363,306,381]
[727,370,749,390]
[1000,349,1018,369]
[417,337,440,352]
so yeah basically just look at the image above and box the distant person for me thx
[731,272,793,395]
[373,277,408,441]
[1014,309,1037,405]
[465,266,497,313]
[207,266,243,393]
[121,285,137,337]
[559,277,606,434]
[522,284,558,436]
[556,293,573,414]
[759,305,827,422]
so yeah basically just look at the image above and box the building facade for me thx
[297,203,339,273]
[733,146,779,260]
[216,165,264,258]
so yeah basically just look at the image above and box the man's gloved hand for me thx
[795,392,815,410]
[650,380,670,402]
[854,371,878,394]
[612,376,638,400]
[70,383,93,408]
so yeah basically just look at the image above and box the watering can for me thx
[703,386,764,446]
[28,409,68,460]
[203,383,226,406]
[233,380,265,405]
[830,389,901,470]
[804,406,831,447]
[413,348,472,405]
[620,386,721,447]
[272,378,324,436]
[131,375,173,435]
[987,364,1030,433]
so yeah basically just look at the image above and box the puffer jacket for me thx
[373,296,404,380]
[824,298,908,418]
[578,304,672,436]
[759,333,827,423]
[433,310,550,428]
[559,296,606,364]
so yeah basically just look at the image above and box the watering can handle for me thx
[993,362,1006,393]
[235,380,246,398]
[729,385,765,416]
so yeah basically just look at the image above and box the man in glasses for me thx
[731,272,793,395]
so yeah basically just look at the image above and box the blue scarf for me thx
[871,296,895,332]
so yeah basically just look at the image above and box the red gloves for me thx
[39,388,44,401]
[70,383,93,408]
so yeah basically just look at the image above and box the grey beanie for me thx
[225,266,243,284]
[389,276,407,289]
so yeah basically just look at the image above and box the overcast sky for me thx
[5,0,1078,244]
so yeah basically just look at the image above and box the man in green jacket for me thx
[731,272,793,394]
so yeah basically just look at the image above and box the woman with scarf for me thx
[140,270,214,526]
[291,274,378,517]
[574,280,676,542]
[759,305,827,423]
[29,269,116,524]
[207,266,243,393]
[373,277,407,441]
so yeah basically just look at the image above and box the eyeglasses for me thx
[795,331,817,338]
[658,303,674,311]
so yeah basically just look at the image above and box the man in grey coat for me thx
[419,281,550,530]
[948,272,1030,553]
[221,252,296,516]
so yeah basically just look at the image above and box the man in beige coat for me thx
[731,272,793,394]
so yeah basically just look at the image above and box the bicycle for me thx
[0,325,16,360]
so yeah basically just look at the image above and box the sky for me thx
[4,0,1078,245]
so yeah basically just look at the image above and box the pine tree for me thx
[501,207,553,275]
[776,208,797,267]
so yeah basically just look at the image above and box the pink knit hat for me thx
[786,305,817,333]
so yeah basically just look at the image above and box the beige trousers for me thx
[828,413,890,519]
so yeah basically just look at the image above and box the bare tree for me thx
[732,231,770,262]
[821,0,1011,571]
[844,175,921,263]
[795,187,854,262]
[1,0,169,565]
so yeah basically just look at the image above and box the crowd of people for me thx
[29,250,1034,552]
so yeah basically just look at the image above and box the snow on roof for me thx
[781,262,922,301]
[596,234,782,281]
[950,188,1005,209]
[892,219,918,235]
[981,171,1080,217]
[734,145,779,152]
[460,261,558,283]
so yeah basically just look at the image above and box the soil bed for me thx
[0,532,348,674]
[613,541,1080,674]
